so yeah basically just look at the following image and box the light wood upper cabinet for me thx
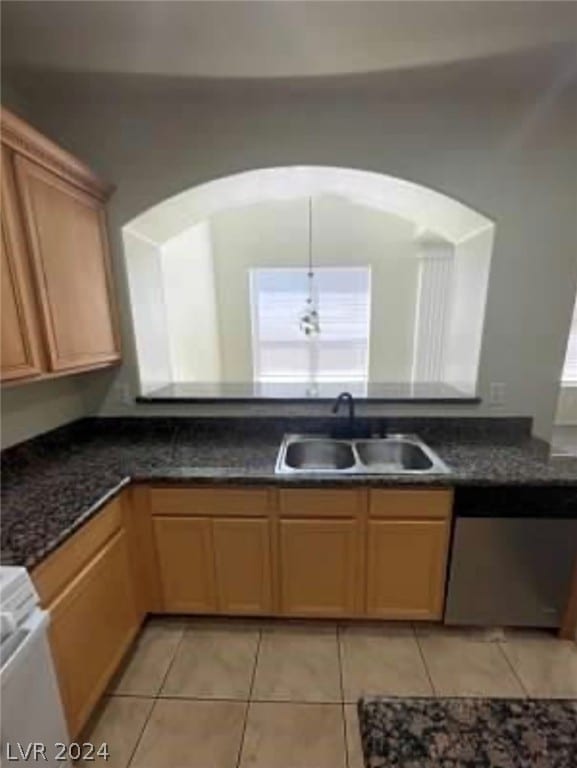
[0,147,43,380]
[1,107,120,381]
[14,156,120,371]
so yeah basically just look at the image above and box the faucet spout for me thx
[332,392,356,437]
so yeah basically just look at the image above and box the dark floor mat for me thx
[358,696,577,767]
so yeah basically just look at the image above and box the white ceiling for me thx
[2,1,576,79]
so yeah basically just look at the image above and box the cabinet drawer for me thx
[32,496,123,607]
[369,489,452,520]
[279,488,363,518]
[150,487,271,517]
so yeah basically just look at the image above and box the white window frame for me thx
[249,266,372,384]
[562,297,577,385]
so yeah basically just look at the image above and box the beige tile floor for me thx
[79,617,577,768]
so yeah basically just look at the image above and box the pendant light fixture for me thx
[299,197,321,337]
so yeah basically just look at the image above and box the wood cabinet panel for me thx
[32,496,123,607]
[279,488,363,518]
[369,489,453,519]
[48,528,139,737]
[26,482,456,739]
[14,155,120,371]
[124,486,162,617]
[279,518,360,617]
[366,519,449,619]
[0,147,42,381]
[1,107,113,200]
[213,518,273,614]
[153,516,217,613]
[150,487,271,517]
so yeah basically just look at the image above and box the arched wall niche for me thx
[122,166,495,399]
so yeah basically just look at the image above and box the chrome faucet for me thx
[332,392,356,438]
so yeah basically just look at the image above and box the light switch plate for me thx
[489,382,506,406]
[114,381,132,406]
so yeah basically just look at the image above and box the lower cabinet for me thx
[153,516,217,613]
[149,487,451,620]
[153,514,273,615]
[366,519,449,619]
[29,484,454,739]
[213,517,273,614]
[366,489,453,620]
[279,519,359,617]
[47,528,139,737]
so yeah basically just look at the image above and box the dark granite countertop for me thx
[2,416,576,570]
[137,381,480,404]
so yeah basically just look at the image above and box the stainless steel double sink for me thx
[275,434,451,475]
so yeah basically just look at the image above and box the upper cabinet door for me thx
[14,155,120,372]
[0,148,43,381]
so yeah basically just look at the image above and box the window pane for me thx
[250,267,371,383]
[258,341,311,378]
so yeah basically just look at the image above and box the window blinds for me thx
[250,267,371,382]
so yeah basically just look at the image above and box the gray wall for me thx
[2,48,576,442]
[1,376,103,448]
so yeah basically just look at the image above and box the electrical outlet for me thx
[489,382,506,406]
[114,381,132,406]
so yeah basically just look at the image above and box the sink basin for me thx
[355,440,433,471]
[276,434,450,475]
[284,440,355,470]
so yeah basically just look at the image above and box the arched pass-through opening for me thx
[122,166,495,401]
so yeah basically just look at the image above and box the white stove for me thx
[0,566,70,766]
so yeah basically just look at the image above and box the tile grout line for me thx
[337,623,351,768]
[108,692,158,700]
[157,623,188,695]
[124,697,156,768]
[497,641,531,698]
[337,623,349,704]
[413,625,439,698]
[116,693,352,705]
[235,626,263,768]
[126,623,187,768]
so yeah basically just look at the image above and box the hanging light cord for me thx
[307,196,315,309]
[299,196,320,336]
[308,197,313,282]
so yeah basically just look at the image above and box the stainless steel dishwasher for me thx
[445,487,577,628]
